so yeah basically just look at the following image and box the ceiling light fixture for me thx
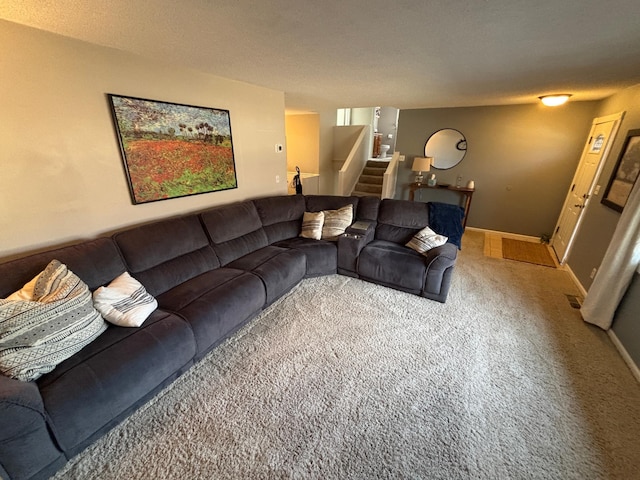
[539,94,572,107]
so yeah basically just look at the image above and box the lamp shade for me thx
[412,157,432,173]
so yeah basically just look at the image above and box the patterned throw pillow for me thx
[321,204,353,241]
[299,211,325,240]
[406,226,448,255]
[93,272,158,327]
[0,260,107,382]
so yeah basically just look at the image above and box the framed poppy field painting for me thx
[108,94,238,204]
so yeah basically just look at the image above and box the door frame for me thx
[551,111,625,264]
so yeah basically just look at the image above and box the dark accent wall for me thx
[566,84,640,368]
[394,87,640,370]
[567,85,640,290]
[614,272,640,367]
[395,102,599,237]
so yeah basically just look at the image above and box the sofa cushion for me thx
[253,195,306,243]
[0,374,66,480]
[358,240,427,294]
[92,272,158,327]
[201,202,269,266]
[274,237,338,277]
[37,309,195,454]
[156,268,265,359]
[0,260,107,382]
[114,214,220,297]
[227,246,306,305]
[300,211,324,240]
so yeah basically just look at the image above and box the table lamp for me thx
[412,157,432,184]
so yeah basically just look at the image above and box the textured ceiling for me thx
[2,0,640,111]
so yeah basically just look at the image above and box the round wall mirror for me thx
[424,128,467,169]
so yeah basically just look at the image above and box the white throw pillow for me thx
[299,211,325,240]
[0,260,107,382]
[93,272,157,327]
[406,226,448,255]
[321,204,353,241]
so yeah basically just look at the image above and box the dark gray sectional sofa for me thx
[0,194,459,480]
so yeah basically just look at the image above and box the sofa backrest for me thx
[304,195,359,214]
[253,195,306,244]
[0,238,126,298]
[376,199,430,244]
[113,214,220,297]
[355,196,380,222]
[200,201,269,266]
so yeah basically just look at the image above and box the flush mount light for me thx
[539,94,572,106]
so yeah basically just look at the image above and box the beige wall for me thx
[395,102,599,237]
[350,107,375,158]
[0,21,287,260]
[318,110,337,194]
[285,114,319,174]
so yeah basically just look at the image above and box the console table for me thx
[409,183,475,228]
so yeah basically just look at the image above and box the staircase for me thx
[352,160,388,197]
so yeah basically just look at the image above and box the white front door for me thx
[552,112,624,264]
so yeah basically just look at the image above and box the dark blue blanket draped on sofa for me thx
[429,202,465,249]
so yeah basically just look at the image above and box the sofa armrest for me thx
[423,242,458,270]
[0,374,65,480]
[345,220,376,238]
[422,242,458,302]
[337,224,375,276]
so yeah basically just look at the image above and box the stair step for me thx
[366,160,389,168]
[358,175,384,185]
[352,191,381,198]
[363,167,386,176]
[355,183,383,194]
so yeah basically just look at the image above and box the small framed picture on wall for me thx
[602,129,640,212]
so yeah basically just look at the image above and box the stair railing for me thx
[381,151,400,199]
[336,126,368,196]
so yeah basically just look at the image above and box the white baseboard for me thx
[468,227,588,293]
[562,263,588,298]
[608,330,640,384]
[466,226,539,243]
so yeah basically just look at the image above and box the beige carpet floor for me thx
[53,230,640,479]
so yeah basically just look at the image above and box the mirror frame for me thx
[424,128,467,170]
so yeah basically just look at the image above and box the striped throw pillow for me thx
[0,260,107,381]
[299,211,325,240]
[406,226,448,255]
[93,272,158,327]
[321,205,353,241]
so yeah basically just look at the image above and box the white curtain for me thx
[581,179,640,330]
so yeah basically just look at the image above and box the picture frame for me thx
[108,94,237,204]
[601,128,640,212]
